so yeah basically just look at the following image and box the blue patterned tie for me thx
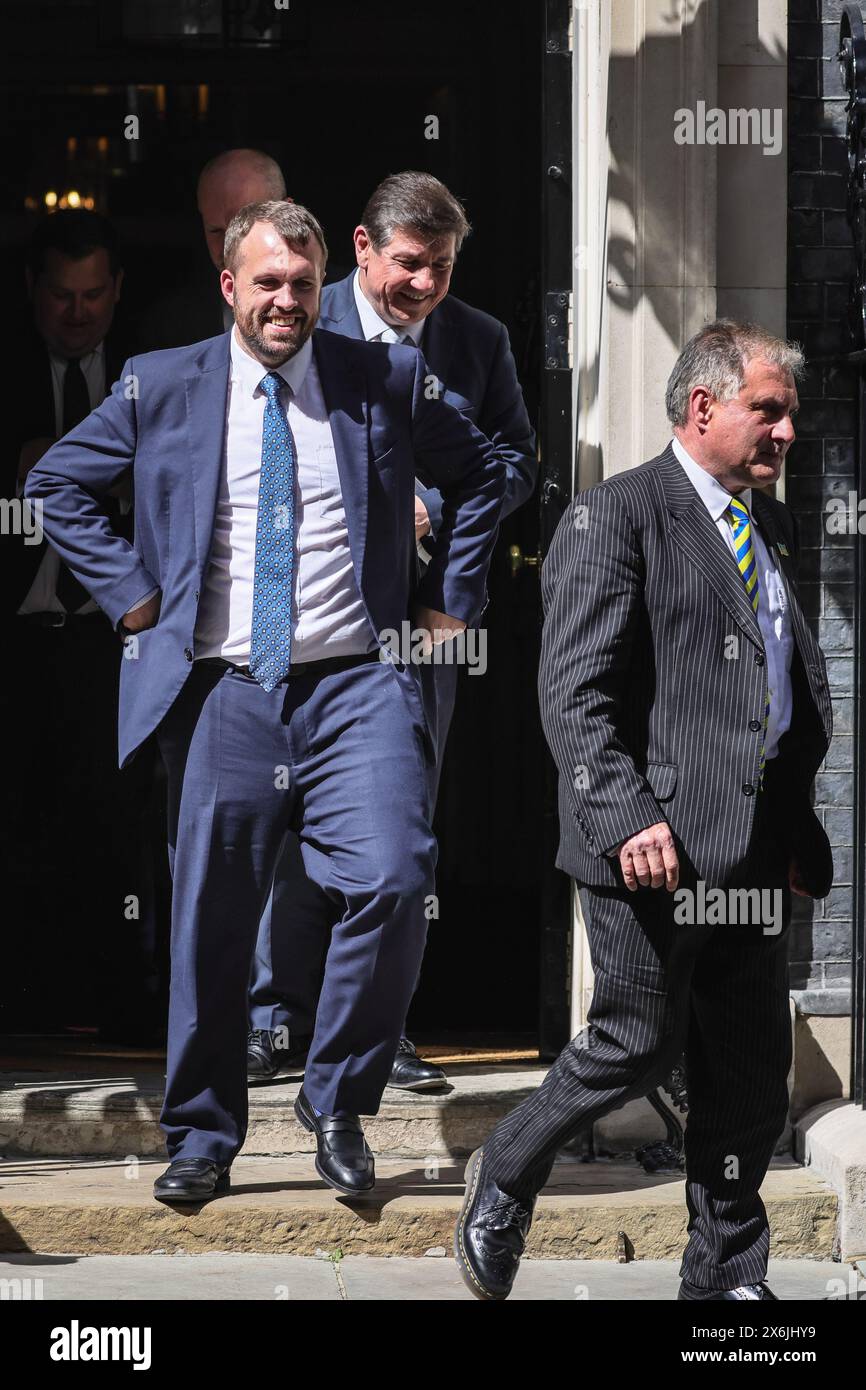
[249,372,296,691]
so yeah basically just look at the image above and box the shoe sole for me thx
[453,1148,507,1302]
[294,1097,376,1198]
[386,1077,448,1092]
[247,1067,307,1086]
[153,1172,231,1205]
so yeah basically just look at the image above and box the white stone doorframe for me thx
[568,0,789,1037]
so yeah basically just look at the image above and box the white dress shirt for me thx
[17,344,106,616]
[194,329,375,666]
[671,436,793,759]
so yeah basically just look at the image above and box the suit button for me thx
[742,783,755,796]
[184,648,193,662]
[194,589,200,601]
[749,719,761,732]
[754,653,765,666]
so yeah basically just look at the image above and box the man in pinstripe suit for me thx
[454,320,834,1301]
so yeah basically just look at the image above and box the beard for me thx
[234,300,318,365]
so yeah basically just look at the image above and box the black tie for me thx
[62,356,91,435]
[56,358,92,613]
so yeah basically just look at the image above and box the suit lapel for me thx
[660,448,763,647]
[312,330,369,593]
[319,273,364,339]
[184,334,231,576]
[421,300,456,387]
[751,488,815,665]
[751,488,831,728]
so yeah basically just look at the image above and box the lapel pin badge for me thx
[777,541,789,557]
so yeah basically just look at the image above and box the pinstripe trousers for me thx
[483,757,794,1291]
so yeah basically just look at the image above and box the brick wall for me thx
[788,0,855,1004]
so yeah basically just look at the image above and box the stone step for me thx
[0,1156,837,1259]
[0,1063,680,1159]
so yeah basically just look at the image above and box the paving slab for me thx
[0,1154,837,1259]
[0,1253,855,1301]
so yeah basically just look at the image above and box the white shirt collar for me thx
[230,327,313,398]
[671,435,753,520]
[351,268,426,346]
[49,340,105,370]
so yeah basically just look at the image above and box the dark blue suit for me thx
[26,327,504,1161]
[249,274,537,1038]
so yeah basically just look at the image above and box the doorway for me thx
[0,0,558,1045]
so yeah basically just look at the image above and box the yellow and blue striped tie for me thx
[726,497,769,782]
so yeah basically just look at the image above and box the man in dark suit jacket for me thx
[454,320,833,1301]
[246,172,537,1091]
[0,210,159,1036]
[26,200,504,1203]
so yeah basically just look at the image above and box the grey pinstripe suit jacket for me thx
[540,444,833,894]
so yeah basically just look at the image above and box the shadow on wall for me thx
[580,0,786,468]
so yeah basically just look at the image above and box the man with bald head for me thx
[138,148,289,349]
[196,148,287,272]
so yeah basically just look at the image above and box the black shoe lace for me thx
[248,1029,264,1047]
[484,1198,533,1229]
[397,1037,417,1056]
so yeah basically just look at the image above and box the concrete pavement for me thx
[0,1253,858,1301]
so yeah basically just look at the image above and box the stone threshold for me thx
[0,1155,837,1259]
[0,1064,684,1159]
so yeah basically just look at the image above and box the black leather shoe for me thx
[294,1085,375,1196]
[247,1028,312,1083]
[454,1147,535,1301]
[153,1157,231,1204]
[386,1036,448,1091]
[678,1279,779,1301]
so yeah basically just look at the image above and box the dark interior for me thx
[0,0,547,1036]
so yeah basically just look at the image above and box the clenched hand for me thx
[611,822,679,892]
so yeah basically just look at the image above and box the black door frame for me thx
[537,0,575,1059]
[824,5,864,1107]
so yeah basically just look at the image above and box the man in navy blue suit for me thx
[247,172,537,1091]
[26,200,504,1202]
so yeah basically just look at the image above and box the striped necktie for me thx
[726,497,769,782]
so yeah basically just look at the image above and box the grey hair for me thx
[197,148,286,200]
[665,319,806,427]
[223,200,328,274]
[360,171,471,253]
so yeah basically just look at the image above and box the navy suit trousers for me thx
[156,658,436,1163]
[249,659,458,1035]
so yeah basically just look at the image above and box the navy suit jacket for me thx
[25,328,505,768]
[319,274,536,531]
